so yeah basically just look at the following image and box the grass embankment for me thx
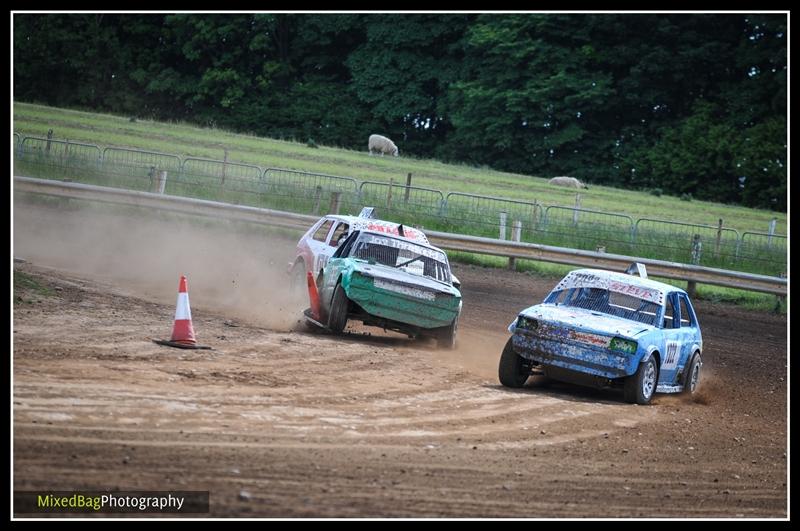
[13,102,787,313]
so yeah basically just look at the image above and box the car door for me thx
[318,221,350,273]
[319,230,363,314]
[307,219,335,275]
[675,293,701,378]
[658,292,684,385]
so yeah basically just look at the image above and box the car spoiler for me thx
[625,262,648,279]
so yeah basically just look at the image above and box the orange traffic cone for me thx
[307,271,322,321]
[153,275,211,350]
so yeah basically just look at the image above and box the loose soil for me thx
[12,199,787,518]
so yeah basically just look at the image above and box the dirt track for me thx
[12,200,788,518]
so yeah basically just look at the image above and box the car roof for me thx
[324,215,429,244]
[357,229,446,254]
[553,268,685,306]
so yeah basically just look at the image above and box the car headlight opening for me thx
[609,336,637,355]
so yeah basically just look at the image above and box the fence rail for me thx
[21,136,102,163]
[444,192,542,240]
[12,133,787,278]
[182,157,263,184]
[102,147,182,172]
[14,176,787,296]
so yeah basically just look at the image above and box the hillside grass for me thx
[12,102,787,313]
[13,102,787,235]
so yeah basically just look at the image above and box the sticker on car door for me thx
[662,340,681,370]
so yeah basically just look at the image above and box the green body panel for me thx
[321,258,460,330]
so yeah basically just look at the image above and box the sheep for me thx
[549,176,588,189]
[368,134,399,157]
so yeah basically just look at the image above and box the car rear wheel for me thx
[437,315,458,350]
[498,337,531,388]
[682,353,702,395]
[624,357,658,405]
[327,283,349,333]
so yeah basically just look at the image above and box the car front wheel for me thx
[498,337,531,388]
[624,357,658,405]
[327,283,349,333]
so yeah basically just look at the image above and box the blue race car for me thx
[500,264,703,405]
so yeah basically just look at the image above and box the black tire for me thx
[624,356,658,405]
[682,353,702,395]
[498,337,530,388]
[327,283,349,333]
[437,315,458,350]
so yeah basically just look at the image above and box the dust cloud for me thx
[13,197,306,330]
[429,328,507,380]
[654,365,719,406]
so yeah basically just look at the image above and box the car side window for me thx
[312,220,334,242]
[333,231,359,258]
[548,290,570,304]
[663,296,677,328]
[330,223,350,247]
[678,295,694,327]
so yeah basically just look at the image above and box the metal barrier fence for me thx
[99,147,182,192]
[102,146,182,172]
[739,231,788,275]
[263,168,360,215]
[182,157,263,185]
[17,136,103,184]
[21,136,102,163]
[542,206,635,254]
[14,176,787,296]
[633,218,742,270]
[444,192,542,240]
[358,181,445,228]
[12,133,787,277]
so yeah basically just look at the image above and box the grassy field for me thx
[13,102,787,234]
[13,102,787,312]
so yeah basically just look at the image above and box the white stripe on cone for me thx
[174,292,192,320]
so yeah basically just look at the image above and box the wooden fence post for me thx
[509,220,522,270]
[768,218,777,248]
[221,149,228,186]
[154,170,167,194]
[573,193,581,226]
[329,191,341,215]
[313,186,323,215]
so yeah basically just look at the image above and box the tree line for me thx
[13,13,787,210]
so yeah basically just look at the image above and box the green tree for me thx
[441,15,617,178]
[346,14,473,156]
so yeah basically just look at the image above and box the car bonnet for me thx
[351,260,459,296]
[518,304,655,338]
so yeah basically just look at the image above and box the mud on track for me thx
[13,198,787,517]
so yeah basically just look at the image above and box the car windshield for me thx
[547,287,660,326]
[349,232,451,283]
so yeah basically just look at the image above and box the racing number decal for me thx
[662,340,681,370]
